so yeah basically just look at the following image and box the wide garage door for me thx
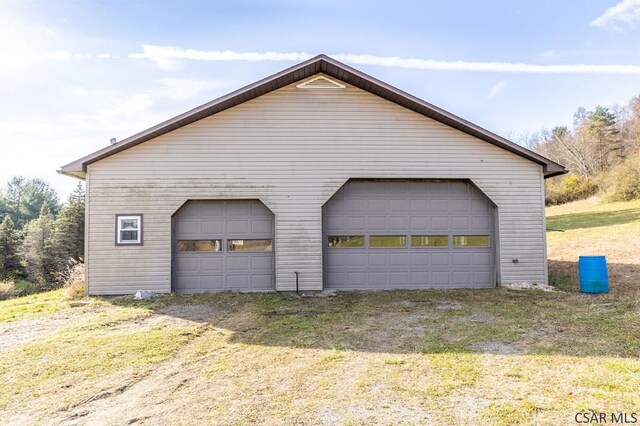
[322,180,495,290]
[173,200,275,293]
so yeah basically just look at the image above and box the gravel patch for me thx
[471,340,529,355]
[457,312,496,324]
[501,282,556,292]
[436,301,465,310]
[0,309,89,350]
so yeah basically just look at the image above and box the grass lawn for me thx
[0,198,638,425]
[547,197,640,299]
[0,289,70,322]
[546,198,640,265]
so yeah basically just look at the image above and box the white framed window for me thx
[116,214,143,245]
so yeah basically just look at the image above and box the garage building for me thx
[60,55,565,294]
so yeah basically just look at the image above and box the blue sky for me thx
[1,0,639,198]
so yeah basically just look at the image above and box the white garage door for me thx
[173,200,275,293]
[322,180,495,290]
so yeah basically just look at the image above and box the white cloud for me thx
[484,81,508,100]
[61,78,236,136]
[0,49,119,79]
[96,53,119,59]
[129,46,313,70]
[46,50,118,60]
[46,50,90,60]
[331,53,640,74]
[130,46,640,75]
[591,0,640,31]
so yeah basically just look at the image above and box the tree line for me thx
[0,177,84,288]
[1,96,637,285]
[528,95,640,204]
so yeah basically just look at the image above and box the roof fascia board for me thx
[60,54,566,177]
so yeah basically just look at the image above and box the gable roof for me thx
[60,54,566,178]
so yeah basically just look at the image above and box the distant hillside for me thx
[529,95,640,205]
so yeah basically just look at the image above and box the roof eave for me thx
[60,53,566,176]
[543,168,568,179]
[57,168,86,180]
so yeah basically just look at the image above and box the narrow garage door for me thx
[322,180,495,290]
[173,200,275,293]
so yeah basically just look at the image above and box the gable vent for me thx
[296,75,346,89]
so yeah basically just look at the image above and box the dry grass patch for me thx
[0,280,19,300]
[0,294,205,420]
[62,261,85,299]
[546,198,640,265]
[1,289,639,424]
[0,279,41,301]
[0,324,203,410]
[547,197,640,300]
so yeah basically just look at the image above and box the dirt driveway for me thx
[1,285,639,426]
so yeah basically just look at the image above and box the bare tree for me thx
[536,106,625,179]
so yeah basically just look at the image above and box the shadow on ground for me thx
[103,261,640,359]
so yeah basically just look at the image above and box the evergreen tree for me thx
[53,183,85,262]
[0,177,60,229]
[22,204,60,286]
[0,215,23,278]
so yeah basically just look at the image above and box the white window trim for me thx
[116,214,142,245]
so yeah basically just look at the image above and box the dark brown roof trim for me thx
[60,54,566,178]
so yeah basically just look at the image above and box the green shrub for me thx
[601,153,640,202]
[0,279,40,300]
[545,173,598,205]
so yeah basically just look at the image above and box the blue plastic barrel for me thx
[578,256,609,293]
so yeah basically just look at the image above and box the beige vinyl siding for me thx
[84,169,90,293]
[86,74,546,294]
